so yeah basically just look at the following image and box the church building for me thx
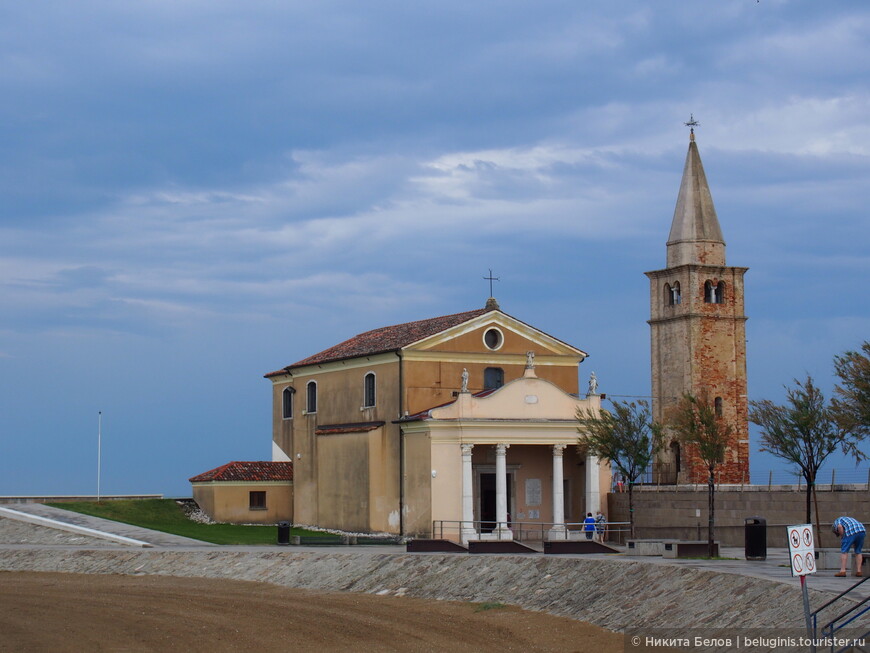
[263,300,608,541]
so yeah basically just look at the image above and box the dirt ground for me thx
[0,571,623,653]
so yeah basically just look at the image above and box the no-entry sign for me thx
[787,524,816,577]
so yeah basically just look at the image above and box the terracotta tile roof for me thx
[315,421,385,435]
[189,461,293,483]
[265,307,491,377]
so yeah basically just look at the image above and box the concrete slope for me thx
[0,548,863,634]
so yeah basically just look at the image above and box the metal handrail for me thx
[810,576,870,653]
[431,519,630,543]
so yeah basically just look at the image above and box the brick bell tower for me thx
[645,129,750,484]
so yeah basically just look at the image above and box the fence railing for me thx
[431,520,631,544]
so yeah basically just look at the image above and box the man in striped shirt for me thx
[831,516,865,577]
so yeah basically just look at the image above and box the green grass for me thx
[474,602,508,613]
[46,499,335,546]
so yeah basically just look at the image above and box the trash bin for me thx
[277,521,291,545]
[745,516,766,560]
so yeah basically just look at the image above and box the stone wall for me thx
[607,486,870,547]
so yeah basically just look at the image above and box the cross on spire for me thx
[684,113,700,141]
[483,268,500,297]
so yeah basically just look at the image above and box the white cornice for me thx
[402,420,585,445]
[400,350,582,366]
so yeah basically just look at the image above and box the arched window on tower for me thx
[670,441,681,481]
[705,280,725,304]
[672,282,681,305]
[714,396,723,418]
[664,283,672,305]
[484,367,504,390]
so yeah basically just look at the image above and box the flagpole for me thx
[97,411,102,502]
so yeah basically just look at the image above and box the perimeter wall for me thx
[607,486,870,547]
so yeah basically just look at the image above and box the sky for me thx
[1,1,869,497]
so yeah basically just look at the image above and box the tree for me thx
[668,392,731,558]
[577,400,662,538]
[751,376,866,529]
[831,341,870,441]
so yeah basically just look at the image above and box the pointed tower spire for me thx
[666,136,725,268]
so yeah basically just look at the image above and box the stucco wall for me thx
[315,432,370,531]
[403,431,432,537]
[191,483,293,524]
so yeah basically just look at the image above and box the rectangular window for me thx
[249,491,266,510]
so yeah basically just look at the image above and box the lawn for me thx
[46,499,335,545]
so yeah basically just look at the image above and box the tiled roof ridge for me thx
[265,306,493,376]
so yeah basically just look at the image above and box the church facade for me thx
[646,133,750,484]
[264,301,608,539]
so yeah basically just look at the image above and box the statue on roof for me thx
[461,368,469,393]
[587,372,599,396]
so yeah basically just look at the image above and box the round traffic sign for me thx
[793,554,803,573]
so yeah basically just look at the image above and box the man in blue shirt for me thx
[831,516,865,577]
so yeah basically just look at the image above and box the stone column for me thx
[585,452,601,516]
[548,444,568,540]
[495,443,512,540]
[460,444,476,544]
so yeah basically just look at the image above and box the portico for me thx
[400,360,609,544]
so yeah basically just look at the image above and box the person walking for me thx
[583,513,596,540]
[594,510,606,542]
[831,516,865,577]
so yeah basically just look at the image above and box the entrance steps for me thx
[405,539,468,553]
[544,540,621,554]
[467,540,538,554]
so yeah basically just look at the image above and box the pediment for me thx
[402,311,586,359]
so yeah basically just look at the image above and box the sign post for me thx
[787,524,816,642]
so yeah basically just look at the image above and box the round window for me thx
[483,327,503,350]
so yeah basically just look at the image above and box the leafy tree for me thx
[831,341,870,441]
[750,376,866,529]
[577,400,662,537]
[668,392,731,558]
